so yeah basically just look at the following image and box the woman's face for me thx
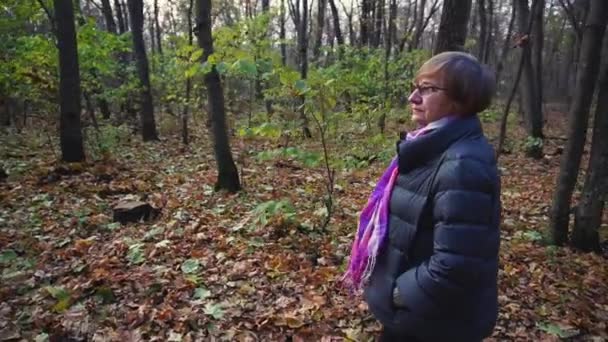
[408,76,456,126]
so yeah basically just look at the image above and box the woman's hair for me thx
[415,51,496,114]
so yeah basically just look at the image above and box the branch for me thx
[89,0,104,11]
[288,0,300,27]
[36,0,57,35]
[421,0,440,33]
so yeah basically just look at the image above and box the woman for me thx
[344,51,501,342]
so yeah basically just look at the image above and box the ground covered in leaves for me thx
[1,114,607,341]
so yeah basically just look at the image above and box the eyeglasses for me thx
[410,83,447,96]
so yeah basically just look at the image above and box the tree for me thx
[548,0,607,246]
[328,0,343,46]
[196,0,241,192]
[101,0,117,34]
[154,0,162,54]
[515,0,543,158]
[434,0,472,54]
[572,63,608,252]
[127,0,159,141]
[182,0,194,145]
[54,0,86,162]
[114,0,126,33]
[288,0,313,137]
[312,0,327,60]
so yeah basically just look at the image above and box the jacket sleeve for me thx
[395,156,500,316]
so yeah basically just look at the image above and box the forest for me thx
[0,0,607,340]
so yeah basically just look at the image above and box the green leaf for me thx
[0,249,17,265]
[127,243,146,265]
[204,302,225,320]
[181,259,200,274]
[35,333,49,342]
[45,286,70,300]
[193,286,211,300]
[536,322,580,338]
[234,59,257,77]
[294,79,308,94]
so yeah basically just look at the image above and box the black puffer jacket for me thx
[363,115,501,341]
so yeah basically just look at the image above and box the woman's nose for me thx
[408,91,422,105]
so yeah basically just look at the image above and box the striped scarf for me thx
[342,117,455,291]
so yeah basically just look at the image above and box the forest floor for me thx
[1,112,607,342]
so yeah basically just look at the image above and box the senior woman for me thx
[344,51,501,342]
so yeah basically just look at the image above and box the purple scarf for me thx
[342,117,455,291]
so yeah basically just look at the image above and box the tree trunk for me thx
[360,0,372,46]
[262,0,269,11]
[154,0,162,54]
[410,0,426,51]
[478,0,488,61]
[328,0,343,46]
[114,0,126,33]
[122,0,129,31]
[372,0,384,48]
[496,0,516,84]
[548,0,607,246]
[434,0,472,54]
[101,0,117,34]
[531,0,544,121]
[127,0,159,141]
[148,8,156,54]
[313,0,327,59]
[485,0,495,63]
[280,0,287,65]
[54,0,86,162]
[515,0,543,158]
[196,0,241,192]
[182,0,194,145]
[299,0,312,137]
[572,65,608,252]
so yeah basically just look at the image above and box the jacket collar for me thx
[397,115,483,173]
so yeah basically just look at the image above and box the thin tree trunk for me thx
[127,0,159,141]
[313,0,327,59]
[478,0,488,61]
[122,0,129,31]
[497,0,537,158]
[496,0,516,83]
[360,0,371,46]
[548,0,607,246]
[101,0,117,34]
[54,0,85,162]
[328,0,343,46]
[531,0,544,121]
[515,0,543,158]
[372,0,384,48]
[182,0,194,145]
[410,0,426,51]
[378,0,395,133]
[572,65,608,252]
[154,0,162,54]
[280,0,287,65]
[114,0,126,33]
[434,0,472,54]
[196,0,241,192]
[485,0,494,63]
[299,0,312,137]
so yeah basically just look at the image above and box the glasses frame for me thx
[410,83,448,97]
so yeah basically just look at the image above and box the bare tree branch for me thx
[35,0,57,37]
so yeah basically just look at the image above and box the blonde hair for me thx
[415,51,496,114]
